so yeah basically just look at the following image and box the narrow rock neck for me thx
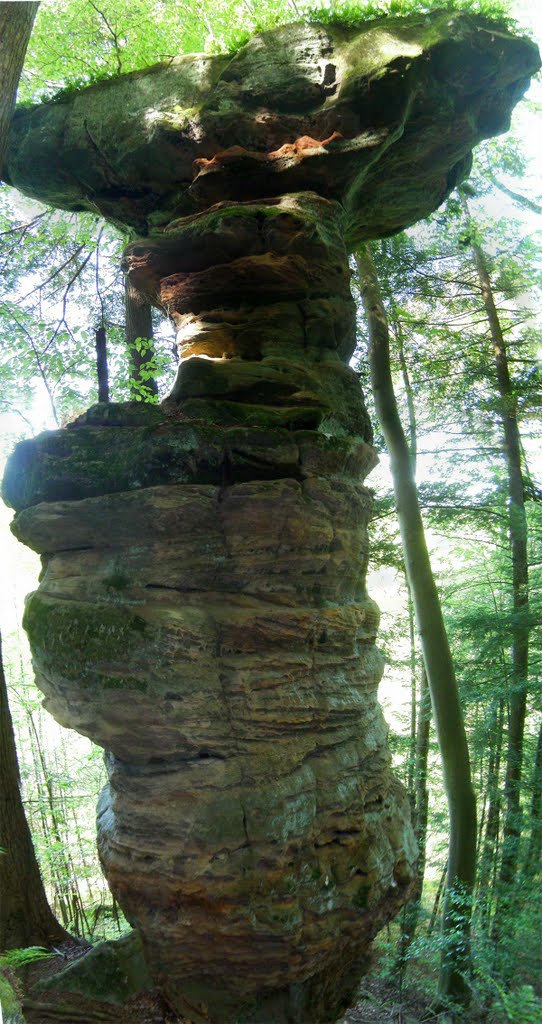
[123,193,372,443]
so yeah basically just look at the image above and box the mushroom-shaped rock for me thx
[4,13,539,240]
[3,13,539,1024]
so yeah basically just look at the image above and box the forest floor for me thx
[14,943,470,1024]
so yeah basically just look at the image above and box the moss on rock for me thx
[0,972,27,1024]
[3,403,374,513]
[24,592,150,692]
[3,14,538,240]
[36,932,152,1006]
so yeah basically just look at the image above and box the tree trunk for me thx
[413,666,431,898]
[357,243,477,1006]
[427,864,448,936]
[0,632,69,949]
[406,588,417,803]
[476,700,504,930]
[125,277,158,399]
[467,226,530,939]
[0,0,68,954]
[95,325,109,404]
[0,1,39,172]
[393,312,418,470]
[523,718,542,880]
[397,664,432,964]
[392,313,419,807]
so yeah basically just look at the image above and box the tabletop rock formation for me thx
[3,12,539,1023]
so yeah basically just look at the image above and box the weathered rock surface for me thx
[3,12,539,1024]
[6,196,418,1022]
[0,971,27,1024]
[36,933,152,1006]
[3,13,539,243]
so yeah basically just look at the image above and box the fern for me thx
[0,947,54,969]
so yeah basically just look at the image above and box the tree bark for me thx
[413,667,432,896]
[476,699,504,929]
[0,632,69,948]
[397,665,432,964]
[0,1,39,172]
[523,718,542,880]
[406,588,417,803]
[0,0,68,953]
[392,311,419,807]
[466,224,530,938]
[357,243,477,1006]
[125,277,158,399]
[95,325,109,404]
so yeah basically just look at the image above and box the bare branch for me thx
[88,0,122,75]
[7,311,59,425]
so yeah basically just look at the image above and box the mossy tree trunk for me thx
[356,243,477,1007]
[476,699,504,929]
[0,633,69,949]
[125,278,158,400]
[0,1,39,170]
[95,325,109,404]
[460,213,531,949]
[0,0,68,955]
[397,665,431,966]
[523,719,542,880]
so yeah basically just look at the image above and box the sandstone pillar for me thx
[2,12,539,1022]
[6,194,416,1022]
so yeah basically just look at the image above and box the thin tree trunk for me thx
[391,308,419,806]
[393,312,418,469]
[523,719,542,879]
[26,709,71,927]
[476,700,504,930]
[0,633,68,948]
[53,747,91,936]
[357,243,477,1006]
[27,711,85,932]
[466,222,530,938]
[427,864,447,936]
[0,0,68,952]
[0,2,39,173]
[406,589,417,803]
[125,277,158,398]
[95,325,109,403]
[397,664,432,964]
[414,666,432,896]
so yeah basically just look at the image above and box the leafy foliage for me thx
[0,946,54,968]
[16,0,517,106]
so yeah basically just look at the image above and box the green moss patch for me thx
[24,594,150,692]
[36,932,152,1007]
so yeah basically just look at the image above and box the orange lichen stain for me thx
[269,131,343,159]
[193,144,256,171]
[193,132,344,173]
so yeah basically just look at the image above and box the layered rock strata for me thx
[6,196,417,1022]
[3,12,540,1024]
